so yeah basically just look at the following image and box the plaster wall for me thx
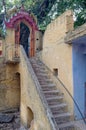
[5,28,15,45]
[19,47,54,130]
[42,10,74,112]
[5,28,15,61]
[35,30,43,51]
[0,62,20,111]
[73,43,86,118]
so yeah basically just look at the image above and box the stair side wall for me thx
[19,47,56,130]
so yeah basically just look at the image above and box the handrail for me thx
[38,58,86,124]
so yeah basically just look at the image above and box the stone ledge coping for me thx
[65,23,86,44]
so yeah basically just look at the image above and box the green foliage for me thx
[0,27,6,38]
[0,0,86,31]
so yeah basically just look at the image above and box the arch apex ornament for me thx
[5,11,38,30]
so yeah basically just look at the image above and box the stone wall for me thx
[35,30,43,51]
[41,10,74,112]
[19,46,55,130]
[0,60,20,111]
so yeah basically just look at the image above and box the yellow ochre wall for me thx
[19,47,54,130]
[0,28,20,111]
[42,10,74,112]
[0,63,20,111]
[35,30,43,51]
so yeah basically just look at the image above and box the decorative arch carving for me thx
[5,11,38,57]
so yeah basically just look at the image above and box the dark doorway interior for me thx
[20,22,30,57]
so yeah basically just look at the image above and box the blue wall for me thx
[73,43,86,119]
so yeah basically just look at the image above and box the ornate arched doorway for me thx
[15,22,30,57]
[6,10,38,58]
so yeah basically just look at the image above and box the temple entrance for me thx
[20,22,30,57]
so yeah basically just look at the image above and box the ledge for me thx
[5,57,20,64]
[65,23,86,44]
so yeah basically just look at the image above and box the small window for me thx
[53,68,58,76]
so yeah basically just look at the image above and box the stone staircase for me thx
[30,58,76,130]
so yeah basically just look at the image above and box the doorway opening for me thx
[27,107,34,128]
[20,22,30,57]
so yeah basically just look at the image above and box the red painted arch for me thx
[5,11,38,57]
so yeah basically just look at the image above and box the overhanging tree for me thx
[0,0,86,31]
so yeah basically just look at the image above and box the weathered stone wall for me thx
[0,28,21,111]
[0,61,20,111]
[35,30,43,51]
[41,10,74,112]
[5,28,16,62]
[19,47,54,130]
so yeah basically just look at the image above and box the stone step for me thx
[38,78,53,83]
[37,76,50,81]
[37,63,43,66]
[36,73,48,76]
[41,88,56,92]
[54,112,71,118]
[46,95,63,101]
[31,63,44,67]
[35,71,47,74]
[58,121,75,129]
[41,83,56,87]
[30,58,75,129]
[43,90,59,94]
[37,76,49,80]
[31,64,45,70]
[44,90,60,98]
[55,114,72,125]
[34,68,47,73]
[39,81,53,85]
[48,100,62,106]
[52,108,67,115]
[50,103,67,109]
[59,126,75,130]
[47,96,64,106]
[41,84,56,90]
[54,112,72,124]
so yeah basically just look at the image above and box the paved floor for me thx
[74,120,86,130]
